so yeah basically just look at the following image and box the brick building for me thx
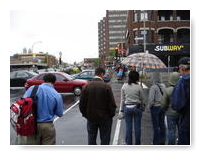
[10,53,58,71]
[98,17,109,66]
[125,10,190,67]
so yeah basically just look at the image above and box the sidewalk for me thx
[109,71,170,145]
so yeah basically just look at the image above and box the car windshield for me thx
[60,72,74,80]
[28,71,38,76]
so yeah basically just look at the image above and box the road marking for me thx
[112,118,122,145]
[138,82,148,89]
[53,100,80,122]
[10,87,25,90]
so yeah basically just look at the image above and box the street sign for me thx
[134,37,144,40]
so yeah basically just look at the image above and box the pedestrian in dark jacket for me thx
[171,57,190,145]
[79,67,116,145]
[161,72,180,145]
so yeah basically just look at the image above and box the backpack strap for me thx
[30,85,39,99]
[30,85,39,131]
[157,84,163,95]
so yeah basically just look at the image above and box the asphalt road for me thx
[54,81,153,145]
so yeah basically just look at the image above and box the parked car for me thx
[25,72,88,96]
[73,69,111,83]
[10,70,38,87]
[35,68,55,74]
[73,70,94,81]
[36,69,46,74]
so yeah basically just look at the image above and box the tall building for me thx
[107,10,127,51]
[125,10,190,67]
[98,17,108,66]
[98,10,127,66]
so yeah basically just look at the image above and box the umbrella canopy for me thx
[121,52,166,69]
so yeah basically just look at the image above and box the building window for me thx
[149,11,154,21]
[177,10,190,20]
[177,29,190,43]
[140,10,148,21]
[134,12,138,21]
[158,29,174,44]
[158,10,173,21]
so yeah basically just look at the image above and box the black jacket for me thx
[79,78,116,122]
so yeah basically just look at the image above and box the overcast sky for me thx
[10,10,106,64]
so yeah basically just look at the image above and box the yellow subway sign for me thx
[154,45,184,52]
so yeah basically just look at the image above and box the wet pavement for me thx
[10,72,171,145]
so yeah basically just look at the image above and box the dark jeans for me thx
[167,114,180,145]
[124,106,142,145]
[178,130,190,145]
[150,106,166,145]
[87,118,113,145]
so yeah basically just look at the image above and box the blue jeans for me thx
[87,118,112,145]
[124,106,142,145]
[178,129,190,145]
[150,106,166,145]
[167,114,180,145]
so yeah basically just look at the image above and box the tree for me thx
[93,58,100,67]
[107,49,116,63]
[108,49,115,57]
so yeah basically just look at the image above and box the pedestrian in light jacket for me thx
[79,67,116,145]
[148,72,166,145]
[161,72,180,145]
[119,70,145,145]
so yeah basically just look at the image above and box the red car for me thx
[25,72,88,96]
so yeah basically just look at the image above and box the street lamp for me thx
[31,41,42,53]
[31,41,42,69]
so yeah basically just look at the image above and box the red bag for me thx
[10,86,39,136]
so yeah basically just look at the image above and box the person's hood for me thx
[169,72,180,86]
[151,72,161,84]
[182,73,190,81]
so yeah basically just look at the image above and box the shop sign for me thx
[154,45,184,52]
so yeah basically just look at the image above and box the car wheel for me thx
[74,87,82,96]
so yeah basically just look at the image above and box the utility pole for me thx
[143,10,147,53]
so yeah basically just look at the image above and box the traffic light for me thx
[115,47,118,57]
[59,57,62,65]
[139,44,143,52]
